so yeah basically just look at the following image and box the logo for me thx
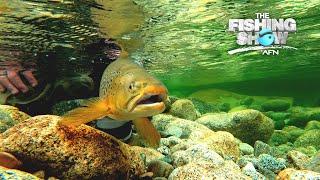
[228,13,297,55]
[258,28,275,46]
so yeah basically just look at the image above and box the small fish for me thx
[0,152,22,169]
[59,50,168,147]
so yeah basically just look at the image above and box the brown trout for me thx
[59,51,168,147]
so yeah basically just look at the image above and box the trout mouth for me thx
[136,94,165,105]
[126,84,168,114]
[128,92,167,113]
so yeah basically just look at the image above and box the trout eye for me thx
[129,83,134,90]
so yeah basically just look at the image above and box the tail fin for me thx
[58,98,110,127]
[133,117,161,148]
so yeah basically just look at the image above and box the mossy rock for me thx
[217,102,231,112]
[164,96,180,112]
[228,106,248,113]
[306,152,320,172]
[305,120,320,130]
[273,144,294,158]
[294,146,317,157]
[261,99,291,112]
[282,126,305,143]
[294,129,320,150]
[264,112,290,121]
[169,99,198,120]
[249,104,262,111]
[197,110,274,145]
[263,112,288,130]
[268,130,290,146]
[288,107,320,128]
[274,119,285,130]
[240,97,254,106]
[0,105,30,132]
[188,97,219,114]
[309,109,320,120]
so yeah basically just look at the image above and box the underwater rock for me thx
[188,97,219,114]
[169,99,199,121]
[268,130,290,146]
[287,106,320,127]
[304,120,320,130]
[254,141,290,159]
[130,146,165,165]
[217,102,231,112]
[240,97,254,106]
[157,146,171,156]
[188,89,244,107]
[305,152,320,173]
[294,129,320,150]
[168,160,249,180]
[254,141,273,157]
[264,111,289,130]
[277,168,320,180]
[287,150,310,170]
[274,120,285,130]
[0,115,145,179]
[166,126,183,138]
[261,99,291,112]
[294,146,317,158]
[171,144,224,167]
[152,114,240,160]
[239,143,254,155]
[282,126,305,143]
[0,166,40,180]
[164,96,180,112]
[237,154,256,167]
[264,112,290,122]
[256,154,286,178]
[228,106,248,113]
[147,160,174,178]
[196,109,274,145]
[160,136,183,148]
[242,162,266,180]
[0,105,30,133]
[253,140,293,159]
[274,144,294,159]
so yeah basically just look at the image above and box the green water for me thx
[122,0,320,105]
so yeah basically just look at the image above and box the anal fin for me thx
[132,117,161,148]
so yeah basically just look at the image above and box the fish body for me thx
[59,52,167,147]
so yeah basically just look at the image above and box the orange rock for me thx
[277,168,320,180]
[0,115,146,179]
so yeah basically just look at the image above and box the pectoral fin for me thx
[58,98,111,127]
[132,117,161,148]
[0,152,22,169]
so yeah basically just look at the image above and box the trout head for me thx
[108,70,168,120]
